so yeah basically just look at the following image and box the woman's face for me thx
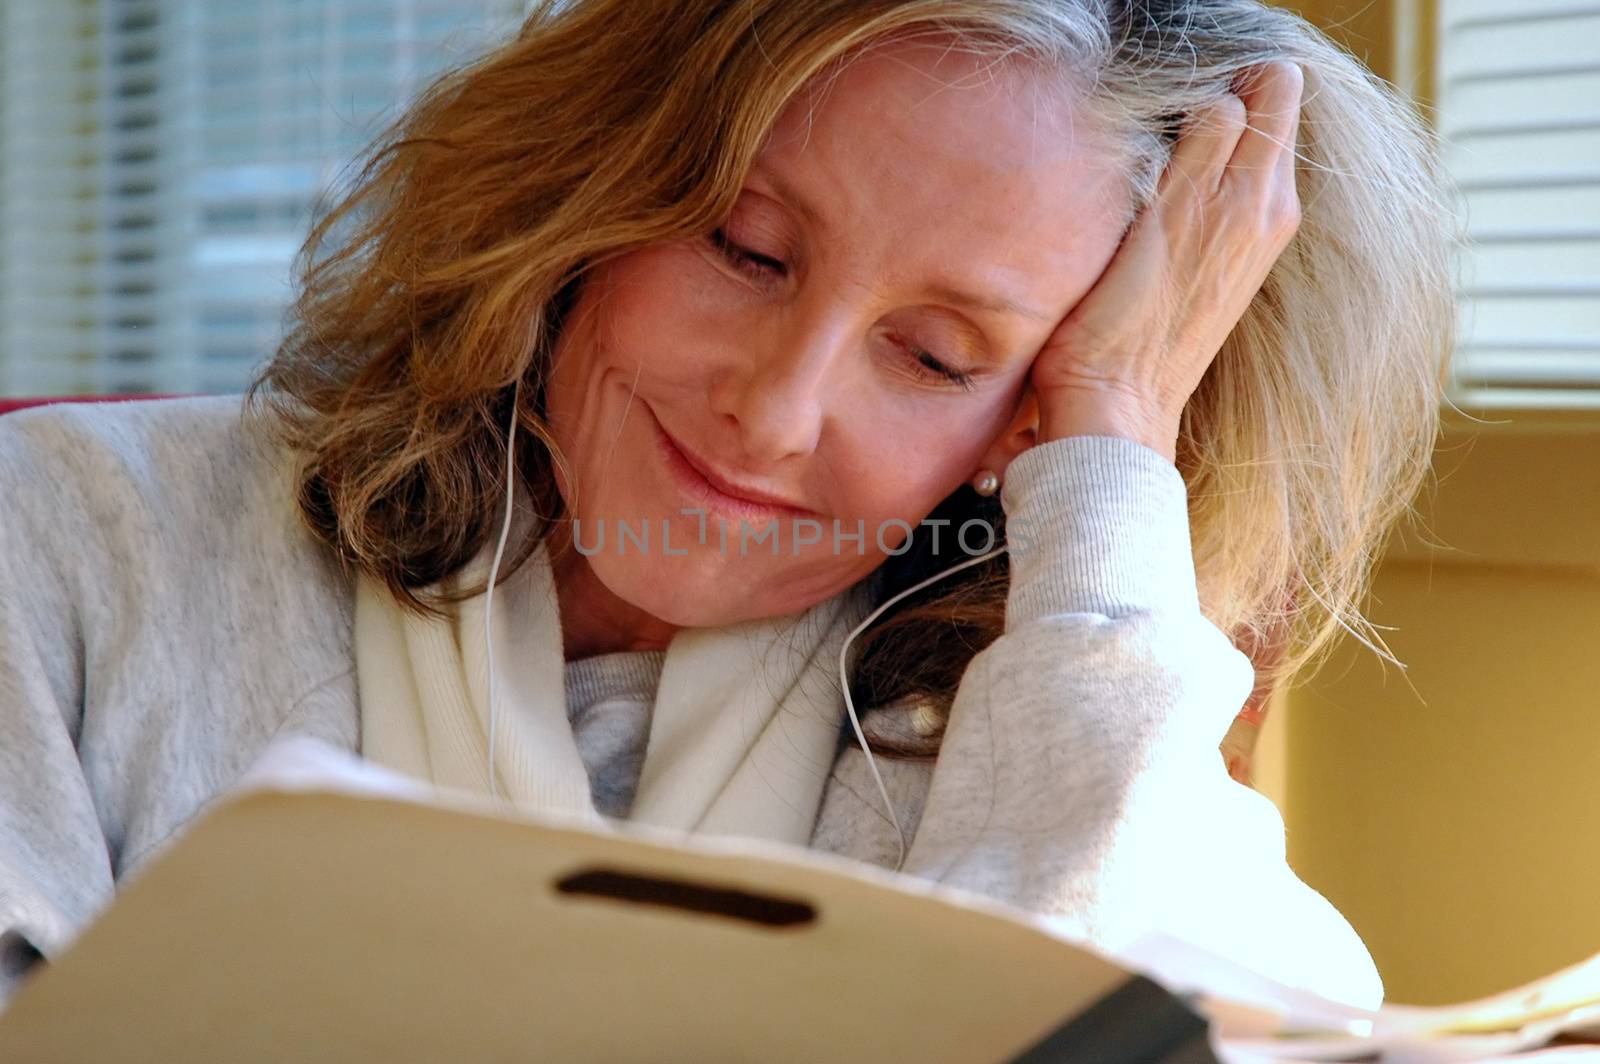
[545,39,1132,629]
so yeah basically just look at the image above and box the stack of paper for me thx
[1204,948,1600,1062]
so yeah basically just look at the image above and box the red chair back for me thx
[0,394,183,416]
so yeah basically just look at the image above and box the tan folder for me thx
[0,737,1240,1063]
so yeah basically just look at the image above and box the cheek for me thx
[559,248,704,361]
[828,406,998,526]
[592,247,730,373]
[544,250,735,510]
[546,255,689,427]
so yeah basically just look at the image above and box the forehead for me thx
[750,37,1131,318]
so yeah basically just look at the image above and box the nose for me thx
[707,306,852,468]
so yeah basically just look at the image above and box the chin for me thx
[585,549,757,629]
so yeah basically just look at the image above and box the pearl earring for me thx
[971,469,1000,497]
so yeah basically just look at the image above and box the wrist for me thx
[1036,389,1178,463]
[999,431,1202,625]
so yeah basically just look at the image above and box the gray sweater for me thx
[0,395,1385,1011]
[563,648,665,818]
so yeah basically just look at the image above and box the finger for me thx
[1156,94,1248,204]
[1225,61,1304,191]
[1276,64,1303,188]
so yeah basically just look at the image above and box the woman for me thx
[0,0,1453,1013]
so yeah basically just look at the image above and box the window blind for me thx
[0,0,525,397]
[1439,0,1600,410]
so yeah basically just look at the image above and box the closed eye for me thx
[706,228,978,392]
[710,227,786,280]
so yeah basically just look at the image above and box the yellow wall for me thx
[1283,413,1600,1004]
[1255,2,1600,1005]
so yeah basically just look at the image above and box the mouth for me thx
[647,408,816,523]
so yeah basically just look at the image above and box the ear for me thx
[976,384,1040,483]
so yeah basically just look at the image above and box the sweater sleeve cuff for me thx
[1000,435,1200,627]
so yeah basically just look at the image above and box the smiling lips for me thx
[649,410,815,520]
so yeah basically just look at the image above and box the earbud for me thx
[837,541,1008,873]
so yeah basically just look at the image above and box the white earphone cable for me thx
[484,377,522,802]
[837,543,1008,874]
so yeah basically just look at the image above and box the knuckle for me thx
[1216,92,1248,126]
[1236,184,1300,239]
[1270,190,1303,233]
[1193,93,1246,136]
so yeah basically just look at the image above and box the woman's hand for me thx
[1028,60,1305,463]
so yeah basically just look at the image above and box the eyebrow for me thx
[748,165,1058,327]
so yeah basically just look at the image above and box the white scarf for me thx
[353,532,881,848]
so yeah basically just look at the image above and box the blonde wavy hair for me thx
[247,0,1457,758]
